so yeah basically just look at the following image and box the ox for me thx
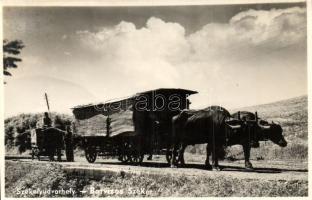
[170,106,243,171]
[231,111,287,169]
[170,108,287,171]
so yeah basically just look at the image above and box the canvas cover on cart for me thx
[72,99,135,137]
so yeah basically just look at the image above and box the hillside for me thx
[231,95,308,142]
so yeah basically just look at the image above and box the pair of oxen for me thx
[170,106,287,171]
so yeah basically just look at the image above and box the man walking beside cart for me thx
[64,126,74,162]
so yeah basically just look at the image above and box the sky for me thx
[3,2,307,117]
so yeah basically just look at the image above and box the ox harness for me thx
[224,123,261,148]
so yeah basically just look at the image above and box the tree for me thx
[3,39,24,80]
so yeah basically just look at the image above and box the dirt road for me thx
[7,155,308,181]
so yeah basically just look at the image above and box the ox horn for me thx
[228,124,241,129]
[272,121,281,125]
[255,112,270,129]
[226,119,241,129]
[257,120,270,129]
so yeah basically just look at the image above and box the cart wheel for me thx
[130,153,144,165]
[128,141,144,165]
[85,147,97,163]
[119,142,131,163]
[120,154,131,163]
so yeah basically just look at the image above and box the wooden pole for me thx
[45,92,51,117]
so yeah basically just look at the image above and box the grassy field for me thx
[5,161,308,197]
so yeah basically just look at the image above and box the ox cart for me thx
[72,88,197,164]
[30,127,71,161]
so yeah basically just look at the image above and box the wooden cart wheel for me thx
[120,154,131,163]
[130,153,144,165]
[119,142,131,163]
[126,140,144,165]
[85,147,97,163]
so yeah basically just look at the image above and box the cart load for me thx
[73,98,135,138]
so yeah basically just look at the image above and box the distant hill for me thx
[231,95,308,142]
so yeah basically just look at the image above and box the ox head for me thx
[237,111,287,147]
[257,118,287,147]
[232,111,287,147]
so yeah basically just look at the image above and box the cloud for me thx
[230,7,306,45]
[76,17,190,96]
[75,7,306,108]
[189,7,306,61]
[77,17,189,61]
